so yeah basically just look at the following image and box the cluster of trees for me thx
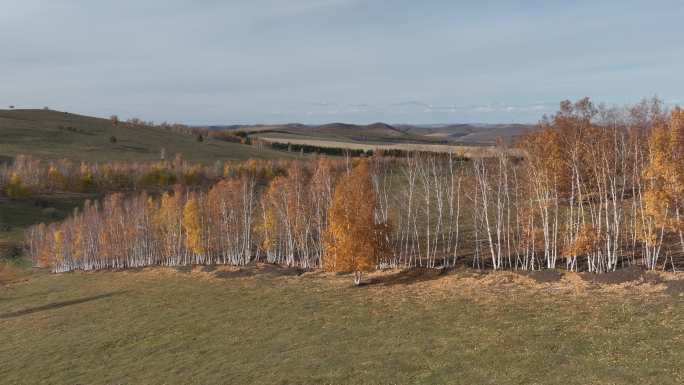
[26,159,387,280]
[114,116,201,137]
[266,141,373,157]
[514,98,682,272]
[112,116,232,143]
[23,98,684,278]
[207,130,251,144]
[0,155,288,197]
[27,182,256,272]
[264,140,472,159]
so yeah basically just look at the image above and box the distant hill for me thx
[0,108,538,164]
[0,109,293,163]
[451,124,537,144]
[397,123,538,144]
[214,122,438,145]
[213,122,538,145]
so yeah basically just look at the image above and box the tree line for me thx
[0,155,287,198]
[23,98,684,278]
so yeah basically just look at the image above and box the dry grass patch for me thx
[1,265,682,384]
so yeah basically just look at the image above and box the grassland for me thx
[1,265,682,384]
[0,109,293,163]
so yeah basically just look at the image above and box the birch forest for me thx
[21,98,684,274]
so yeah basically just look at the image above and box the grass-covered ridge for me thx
[0,109,293,163]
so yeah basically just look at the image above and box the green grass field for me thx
[1,266,682,384]
[0,109,293,163]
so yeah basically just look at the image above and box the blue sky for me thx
[1,0,683,124]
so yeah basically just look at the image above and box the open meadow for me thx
[1,265,683,385]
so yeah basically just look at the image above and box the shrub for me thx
[139,168,177,188]
[47,166,67,191]
[5,173,31,199]
[181,170,201,186]
[78,173,95,192]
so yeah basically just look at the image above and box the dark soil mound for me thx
[367,268,447,286]
[580,266,661,285]
[515,269,564,284]
[214,263,305,279]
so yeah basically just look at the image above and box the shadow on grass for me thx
[364,268,448,287]
[0,291,129,319]
[579,266,662,285]
[214,263,305,279]
[514,269,564,284]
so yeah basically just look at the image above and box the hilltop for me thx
[0,109,293,163]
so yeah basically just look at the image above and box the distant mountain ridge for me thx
[204,122,538,145]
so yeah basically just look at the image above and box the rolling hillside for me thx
[0,109,292,163]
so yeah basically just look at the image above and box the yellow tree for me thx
[259,176,287,264]
[53,229,65,267]
[154,189,184,263]
[183,194,205,257]
[668,108,684,230]
[47,165,66,191]
[324,160,390,285]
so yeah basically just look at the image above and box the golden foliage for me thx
[53,230,64,263]
[5,173,31,199]
[183,195,205,255]
[563,225,601,256]
[47,165,67,191]
[644,109,684,231]
[324,160,390,281]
